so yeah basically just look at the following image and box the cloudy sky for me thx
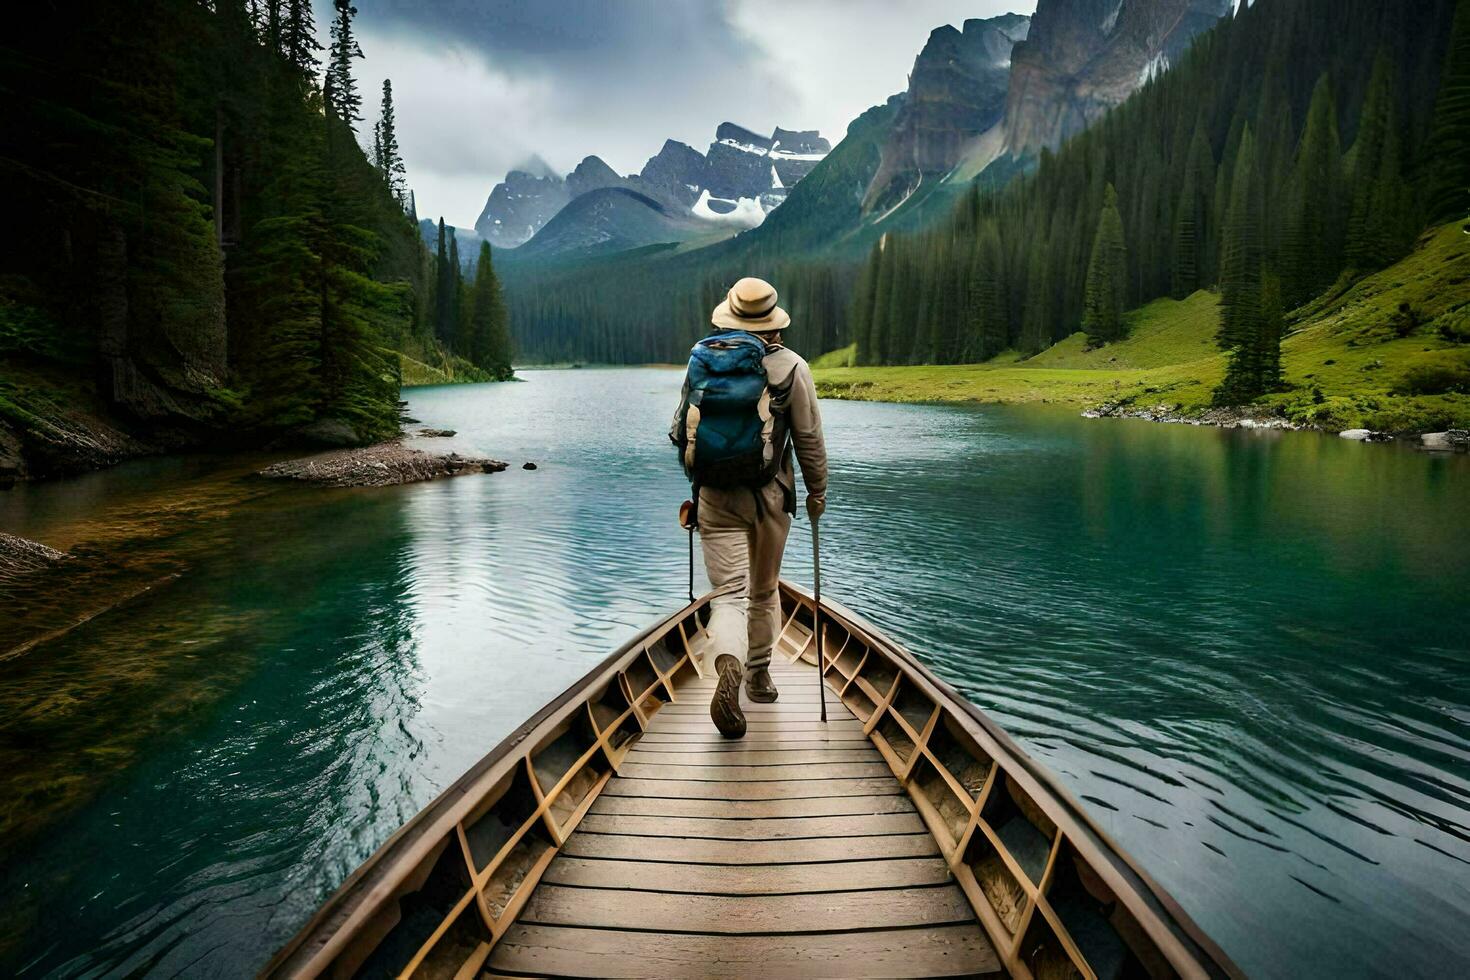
[347,0,1036,228]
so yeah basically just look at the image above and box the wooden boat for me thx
[264,581,1241,980]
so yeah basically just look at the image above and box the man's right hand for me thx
[806,493,826,521]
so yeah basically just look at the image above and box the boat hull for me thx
[262,582,1240,980]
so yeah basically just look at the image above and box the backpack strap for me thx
[682,401,701,473]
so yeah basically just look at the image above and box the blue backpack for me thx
[671,330,790,491]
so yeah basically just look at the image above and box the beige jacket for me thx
[671,343,828,505]
[762,346,828,501]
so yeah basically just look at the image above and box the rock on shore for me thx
[1081,402,1306,430]
[1421,430,1470,452]
[258,443,508,487]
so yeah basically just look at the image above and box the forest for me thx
[0,0,511,477]
[504,0,1470,410]
[849,0,1469,405]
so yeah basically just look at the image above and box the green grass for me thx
[810,344,856,369]
[398,348,495,387]
[813,223,1470,431]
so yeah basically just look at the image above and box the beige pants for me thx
[698,480,791,675]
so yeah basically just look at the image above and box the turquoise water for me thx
[1,368,1467,978]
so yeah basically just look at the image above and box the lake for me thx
[1,368,1467,979]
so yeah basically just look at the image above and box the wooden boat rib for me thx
[264,581,1241,980]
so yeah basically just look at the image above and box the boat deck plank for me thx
[542,856,954,894]
[520,882,977,934]
[600,775,904,800]
[575,810,926,839]
[490,924,1000,979]
[488,656,1000,978]
[589,792,917,819]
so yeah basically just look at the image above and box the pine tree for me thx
[850,242,881,362]
[1426,0,1470,223]
[448,234,463,350]
[468,242,515,379]
[325,0,364,128]
[1347,52,1409,269]
[1083,184,1128,346]
[434,218,454,344]
[282,0,321,78]
[969,225,1008,359]
[1172,121,1215,297]
[1283,74,1346,304]
[376,79,407,205]
[884,251,913,365]
[864,242,895,365]
[1219,128,1262,354]
[1020,236,1050,355]
[1258,269,1284,392]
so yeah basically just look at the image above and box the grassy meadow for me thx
[812,223,1470,432]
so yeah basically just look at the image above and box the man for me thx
[670,276,827,740]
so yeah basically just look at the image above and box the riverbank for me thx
[1,345,511,482]
[812,224,1470,435]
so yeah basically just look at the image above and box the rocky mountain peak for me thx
[474,122,831,253]
[637,140,707,208]
[715,122,774,150]
[771,128,831,155]
[863,12,1031,212]
[509,154,557,180]
[1001,0,1230,155]
[566,155,622,197]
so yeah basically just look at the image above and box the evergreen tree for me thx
[434,218,454,344]
[850,243,881,361]
[1172,121,1215,297]
[376,79,407,205]
[969,225,1008,359]
[863,242,894,365]
[1020,236,1050,355]
[448,234,463,349]
[1219,128,1262,353]
[1283,74,1346,304]
[282,0,320,78]
[1347,52,1410,269]
[1083,184,1128,346]
[1258,269,1284,392]
[1426,0,1470,223]
[325,0,363,127]
[884,251,914,364]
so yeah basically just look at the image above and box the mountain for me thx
[512,188,714,259]
[988,0,1232,168]
[502,0,1240,362]
[864,15,1030,214]
[473,122,832,253]
[475,170,569,250]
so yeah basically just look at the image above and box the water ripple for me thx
[0,369,1466,979]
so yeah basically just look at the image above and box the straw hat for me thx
[711,277,791,333]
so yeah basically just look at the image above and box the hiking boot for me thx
[745,667,779,703]
[710,654,747,739]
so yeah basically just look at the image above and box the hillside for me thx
[514,188,725,260]
[814,222,1470,433]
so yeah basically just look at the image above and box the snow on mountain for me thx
[473,123,831,253]
[691,189,766,228]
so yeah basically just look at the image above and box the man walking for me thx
[670,277,827,740]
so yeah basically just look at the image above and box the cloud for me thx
[350,0,1035,227]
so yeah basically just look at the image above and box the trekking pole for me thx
[812,516,827,723]
[679,499,695,604]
